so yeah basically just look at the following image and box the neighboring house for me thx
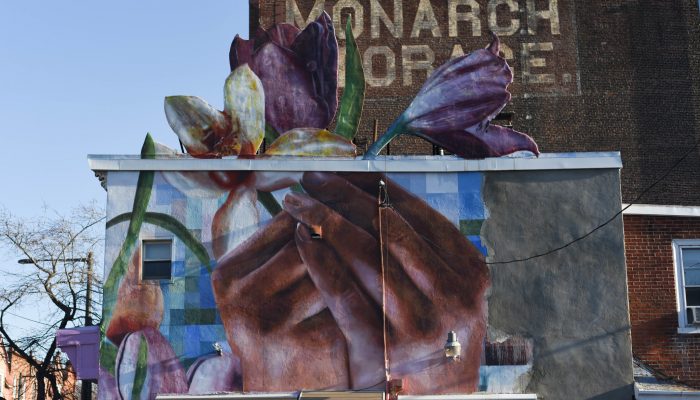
[623,207,700,388]
[0,337,77,400]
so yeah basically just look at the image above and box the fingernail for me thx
[301,172,328,190]
[284,192,303,209]
[295,222,311,243]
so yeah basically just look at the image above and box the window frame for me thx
[673,239,700,334]
[140,239,174,282]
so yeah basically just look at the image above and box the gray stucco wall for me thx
[482,169,634,400]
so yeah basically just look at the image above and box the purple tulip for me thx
[365,34,539,159]
[115,328,188,399]
[98,367,121,400]
[186,352,243,394]
[229,12,338,135]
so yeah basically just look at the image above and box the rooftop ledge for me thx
[88,152,621,173]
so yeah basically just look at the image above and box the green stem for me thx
[257,190,282,216]
[107,212,213,273]
[102,134,155,335]
[364,116,408,159]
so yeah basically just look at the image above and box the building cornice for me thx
[88,152,622,173]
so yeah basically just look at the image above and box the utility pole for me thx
[17,255,95,399]
[81,251,94,400]
[85,252,93,327]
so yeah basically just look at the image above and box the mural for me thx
[102,167,538,398]
[99,12,540,399]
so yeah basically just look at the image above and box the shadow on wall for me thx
[629,1,699,205]
[588,384,635,400]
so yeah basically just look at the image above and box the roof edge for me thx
[87,152,622,173]
[623,204,700,217]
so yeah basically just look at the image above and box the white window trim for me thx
[673,239,700,334]
[140,238,174,283]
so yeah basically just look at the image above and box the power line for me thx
[487,138,699,265]
[3,310,55,327]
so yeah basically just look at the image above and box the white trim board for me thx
[399,395,537,400]
[88,152,622,173]
[635,388,700,399]
[623,204,700,218]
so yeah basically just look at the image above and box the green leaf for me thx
[101,134,155,342]
[107,212,213,273]
[131,335,149,400]
[265,124,280,142]
[100,339,119,376]
[256,190,282,216]
[335,16,365,141]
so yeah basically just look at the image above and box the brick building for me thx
[0,337,77,400]
[251,0,700,389]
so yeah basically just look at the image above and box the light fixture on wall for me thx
[444,331,461,361]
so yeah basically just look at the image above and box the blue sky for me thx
[0,1,248,335]
[0,1,248,216]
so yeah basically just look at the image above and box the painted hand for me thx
[285,172,490,393]
[211,211,351,391]
[213,172,490,394]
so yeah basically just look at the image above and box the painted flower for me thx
[165,64,265,158]
[229,12,338,135]
[163,56,354,259]
[115,328,188,399]
[186,351,243,394]
[106,248,164,345]
[366,35,539,159]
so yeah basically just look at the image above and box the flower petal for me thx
[164,96,233,158]
[290,11,339,128]
[212,188,260,260]
[224,65,265,155]
[229,34,254,70]
[405,48,513,134]
[106,248,163,345]
[187,352,243,394]
[252,171,303,192]
[264,128,356,157]
[99,367,121,400]
[251,43,333,134]
[116,328,188,399]
[260,23,300,48]
[413,124,539,158]
[162,171,250,197]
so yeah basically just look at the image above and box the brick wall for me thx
[250,1,700,206]
[625,214,700,387]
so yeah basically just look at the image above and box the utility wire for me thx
[487,138,699,265]
[4,310,55,327]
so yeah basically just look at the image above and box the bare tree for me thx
[0,204,104,400]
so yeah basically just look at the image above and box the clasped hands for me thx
[212,172,489,394]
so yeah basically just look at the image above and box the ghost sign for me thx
[254,0,580,97]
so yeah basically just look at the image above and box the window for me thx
[17,374,24,400]
[142,240,173,281]
[673,239,700,332]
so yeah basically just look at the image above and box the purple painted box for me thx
[56,326,100,380]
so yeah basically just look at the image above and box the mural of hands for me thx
[213,172,490,394]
